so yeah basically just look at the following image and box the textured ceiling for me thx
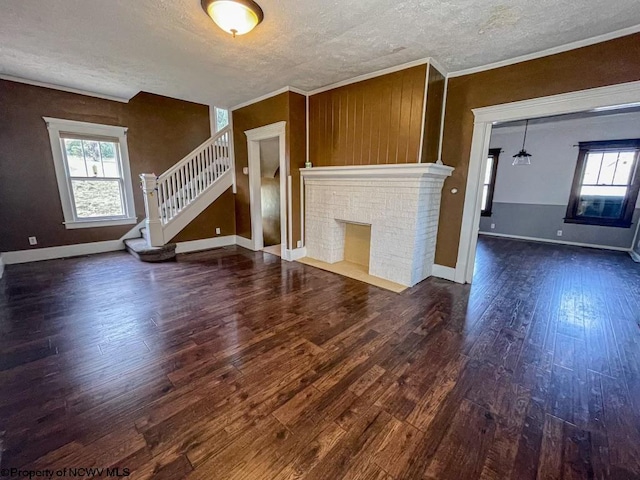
[1,1,639,108]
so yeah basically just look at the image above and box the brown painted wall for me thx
[309,65,427,166]
[421,65,445,164]
[232,93,289,240]
[172,188,236,242]
[232,91,306,246]
[0,79,235,252]
[436,33,640,268]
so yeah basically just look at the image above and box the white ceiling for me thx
[1,1,639,108]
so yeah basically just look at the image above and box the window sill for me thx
[64,217,138,230]
[563,217,632,229]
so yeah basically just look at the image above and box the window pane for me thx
[82,140,103,177]
[482,185,489,211]
[72,180,124,218]
[484,157,493,185]
[64,139,89,177]
[582,153,602,185]
[100,141,120,177]
[216,108,229,131]
[613,151,635,185]
[597,152,619,185]
[577,185,626,219]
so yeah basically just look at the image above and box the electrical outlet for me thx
[297,240,302,248]
[28,236,37,245]
[557,230,563,237]
[491,223,496,229]
[216,227,221,235]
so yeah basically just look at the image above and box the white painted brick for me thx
[304,175,446,287]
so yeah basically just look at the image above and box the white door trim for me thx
[457,80,640,284]
[245,121,288,254]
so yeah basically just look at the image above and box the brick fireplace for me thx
[301,164,454,287]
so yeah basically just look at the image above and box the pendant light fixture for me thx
[512,119,533,165]
[201,0,264,37]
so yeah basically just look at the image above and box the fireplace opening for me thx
[343,222,371,272]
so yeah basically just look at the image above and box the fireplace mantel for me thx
[300,163,454,180]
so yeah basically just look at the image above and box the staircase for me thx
[125,127,234,261]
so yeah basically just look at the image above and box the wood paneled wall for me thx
[309,65,427,166]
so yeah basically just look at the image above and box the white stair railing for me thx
[140,127,234,246]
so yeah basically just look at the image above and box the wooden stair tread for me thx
[124,238,176,262]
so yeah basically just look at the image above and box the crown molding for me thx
[306,58,433,96]
[448,24,640,78]
[427,57,448,77]
[230,57,448,110]
[0,74,131,103]
[230,86,306,111]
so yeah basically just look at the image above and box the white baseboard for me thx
[235,235,257,251]
[431,264,457,282]
[175,236,235,254]
[0,235,306,267]
[1,240,126,265]
[0,220,147,267]
[479,232,632,253]
[630,250,640,263]
[283,247,307,262]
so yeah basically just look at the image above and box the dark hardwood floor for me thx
[1,237,639,479]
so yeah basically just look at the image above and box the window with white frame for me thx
[44,118,137,229]
[215,107,229,131]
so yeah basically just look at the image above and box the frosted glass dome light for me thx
[202,0,264,37]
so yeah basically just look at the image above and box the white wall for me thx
[490,110,640,208]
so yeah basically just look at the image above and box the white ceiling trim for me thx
[230,86,306,111]
[427,57,448,77]
[0,74,130,103]
[306,58,432,96]
[448,24,640,78]
[230,57,441,112]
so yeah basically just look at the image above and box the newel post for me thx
[140,173,164,247]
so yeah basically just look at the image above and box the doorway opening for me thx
[259,137,282,257]
[457,81,640,283]
[246,121,288,256]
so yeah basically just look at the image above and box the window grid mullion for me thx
[594,152,604,186]
[81,140,89,177]
[610,152,620,186]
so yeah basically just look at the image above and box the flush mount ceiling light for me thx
[512,119,533,166]
[201,0,264,37]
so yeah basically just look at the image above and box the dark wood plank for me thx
[0,238,639,479]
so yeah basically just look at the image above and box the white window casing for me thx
[44,117,137,229]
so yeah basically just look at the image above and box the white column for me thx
[140,173,164,247]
